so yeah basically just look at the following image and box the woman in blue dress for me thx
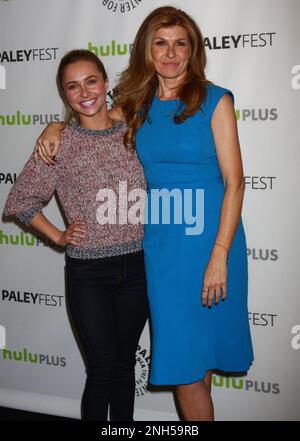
[35,6,253,422]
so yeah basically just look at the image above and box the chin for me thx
[159,69,186,79]
[83,110,99,117]
[162,74,183,80]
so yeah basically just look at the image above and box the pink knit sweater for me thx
[4,121,146,259]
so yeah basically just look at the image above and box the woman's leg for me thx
[109,251,149,421]
[176,371,214,421]
[65,256,118,421]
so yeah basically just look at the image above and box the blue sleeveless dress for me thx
[136,84,254,386]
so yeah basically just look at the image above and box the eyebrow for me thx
[65,75,98,86]
[153,37,188,41]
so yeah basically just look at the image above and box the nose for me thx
[80,84,89,98]
[167,44,175,58]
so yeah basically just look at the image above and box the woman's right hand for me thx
[58,220,86,247]
[34,122,65,165]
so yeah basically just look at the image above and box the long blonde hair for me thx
[114,6,210,149]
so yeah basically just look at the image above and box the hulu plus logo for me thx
[0,229,59,249]
[235,108,278,122]
[212,374,280,394]
[0,65,6,89]
[0,110,60,126]
[0,346,67,367]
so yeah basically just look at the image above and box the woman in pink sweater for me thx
[3,50,148,421]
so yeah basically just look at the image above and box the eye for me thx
[176,41,187,46]
[154,40,166,46]
[67,84,76,90]
[87,79,97,85]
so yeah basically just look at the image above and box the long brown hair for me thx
[56,49,108,125]
[114,6,210,149]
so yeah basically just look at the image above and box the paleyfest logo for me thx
[100,0,143,14]
[135,345,150,396]
[0,65,6,89]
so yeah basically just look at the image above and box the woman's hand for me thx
[34,122,65,165]
[201,245,228,307]
[57,220,87,247]
[108,106,125,121]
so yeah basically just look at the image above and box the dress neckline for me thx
[154,95,179,103]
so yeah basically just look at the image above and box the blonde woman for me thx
[4,50,148,421]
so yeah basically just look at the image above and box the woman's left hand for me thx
[201,246,228,307]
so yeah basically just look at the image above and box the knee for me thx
[112,359,136,380]
[87,363,114,384]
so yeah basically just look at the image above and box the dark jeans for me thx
[65,250,149,421]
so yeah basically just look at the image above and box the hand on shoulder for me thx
[34,122,65,165]
[109,106,125,122]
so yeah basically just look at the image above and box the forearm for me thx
[42,121,66,134]
[29,212,63,246]
[213,179,245,254]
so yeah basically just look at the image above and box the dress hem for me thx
[149,361,254,387]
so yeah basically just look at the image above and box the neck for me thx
[156,73,186,100]
[79,109,113,131]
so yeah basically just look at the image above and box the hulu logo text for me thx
[88,41,133,57]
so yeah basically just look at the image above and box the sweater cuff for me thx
[16,207,41,226]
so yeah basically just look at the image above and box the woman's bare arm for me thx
[211,93,245,252]
[202,93,245,307]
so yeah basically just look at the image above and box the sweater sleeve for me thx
[3,152,60,225]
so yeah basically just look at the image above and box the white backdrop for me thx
[0,0,299,421]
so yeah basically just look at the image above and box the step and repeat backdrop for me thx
[0,0,299,421]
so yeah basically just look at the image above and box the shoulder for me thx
[59,125,73,148]
[203,83,234,119]
[205,83,234,105]
[53,125,77,160]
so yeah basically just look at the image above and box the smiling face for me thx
[62,60,108,120]
[151,25,192,83]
